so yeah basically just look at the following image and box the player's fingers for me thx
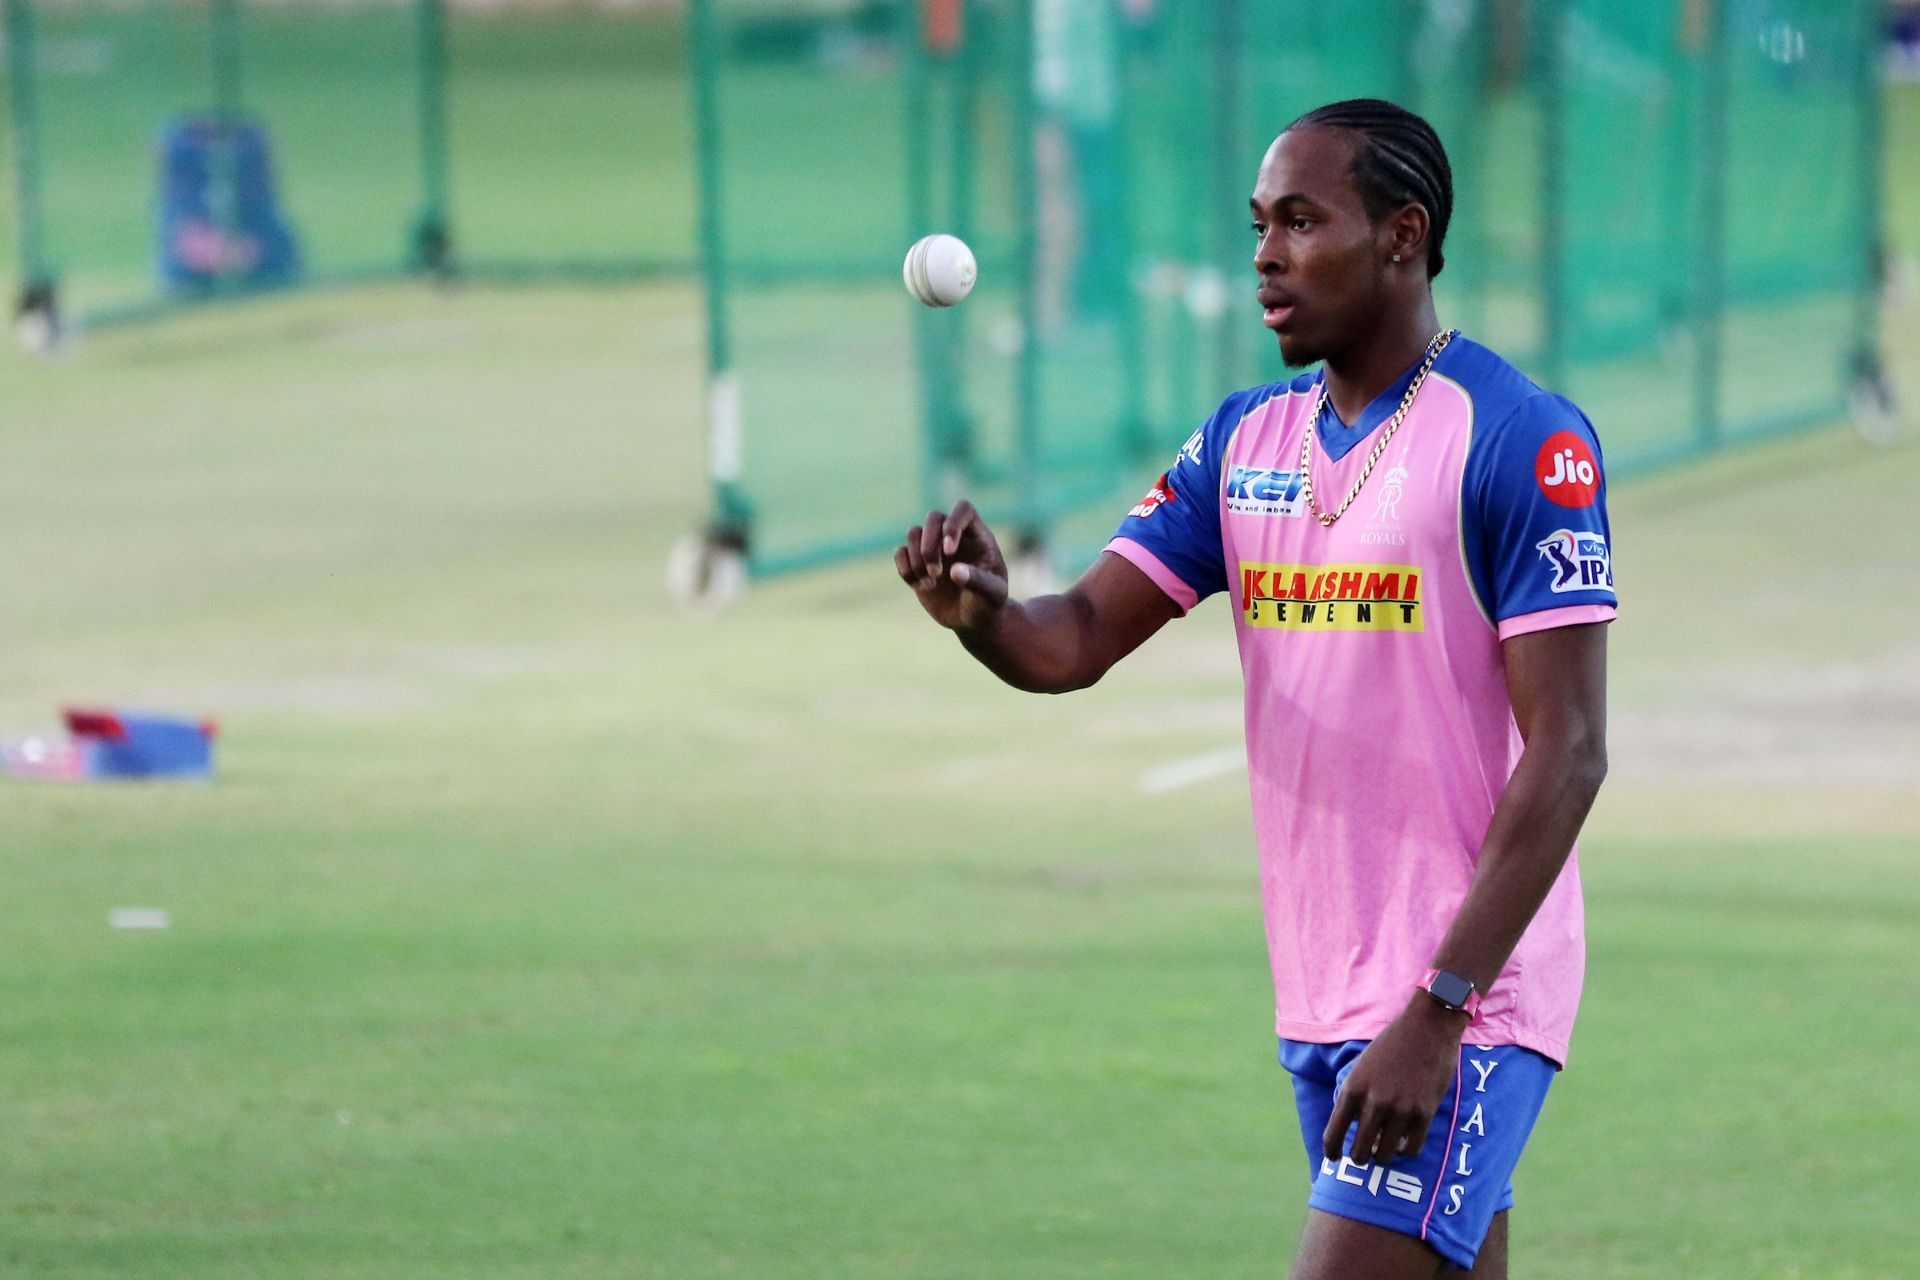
[949,560,1008,606]
[1350,1102,1387,1167]
[1398,1114,1435,1164]
[893,545,917,585]
[1371,1109,1415,1165]
[943,500,977,556]
[903,527,933,589]
[920,511,947,574]
[1322,1090,1361,1161]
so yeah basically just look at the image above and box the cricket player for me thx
[894,99,1615,1278]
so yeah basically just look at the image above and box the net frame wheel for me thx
[14,281,64,357]
[1006,531,1055,601]
[1849,354,1901,448]
[667,531,748,612]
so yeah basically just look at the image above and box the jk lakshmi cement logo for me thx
[1239,562,1424,631]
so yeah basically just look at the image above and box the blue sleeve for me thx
[1462,393,1618,632]
[1107,390,1247,608]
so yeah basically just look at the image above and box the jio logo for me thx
[1534,431,1600,508]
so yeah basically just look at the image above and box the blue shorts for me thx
[1280,1038,1557,1272]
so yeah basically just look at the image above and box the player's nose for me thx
[1254,226,1285,275]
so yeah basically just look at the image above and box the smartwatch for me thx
[1419,968,1482,1018]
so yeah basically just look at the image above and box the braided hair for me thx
[1286,99,1454,278]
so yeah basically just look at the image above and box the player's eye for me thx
[1250,222,1266,237]
[1290,217,1315,232]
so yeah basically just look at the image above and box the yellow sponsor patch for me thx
[1238,562,1424,631]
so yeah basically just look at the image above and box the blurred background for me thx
[1,1,1917,1276]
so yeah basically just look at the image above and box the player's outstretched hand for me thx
[894,499,1009,633]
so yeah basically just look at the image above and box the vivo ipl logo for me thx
[1226,466,1305,517]
[1535,529,1612,593]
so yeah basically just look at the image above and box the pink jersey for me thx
[1107,336,1616,1065]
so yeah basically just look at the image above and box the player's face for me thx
[1250,128,1392,368]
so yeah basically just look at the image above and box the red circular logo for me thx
[1534,431,1600,507]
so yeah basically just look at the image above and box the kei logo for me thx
[1226,466,1305,517]
[1535,529,1612,593]
[1535,430,1601,507]
[1129,473,1176,519]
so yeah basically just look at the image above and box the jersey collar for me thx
[1310,345,1450,464]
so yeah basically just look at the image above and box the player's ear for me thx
[1385,203,1429,270]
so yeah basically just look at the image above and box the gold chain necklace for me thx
[1297,329,1457,528]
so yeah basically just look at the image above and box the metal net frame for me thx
[677,0,1885,601]
[2,0,692,340]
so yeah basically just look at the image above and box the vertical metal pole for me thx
[910,0,976,506]
[1469,16,1494,341]
[945,0,978,488]
[1536,1,1567,392]
[1393,0,1420,105]
[1848,0,1885,398]
[905,0,947,509]
[210,0,243,120]
[3,0,56,311]
[949,0,976,248]
[1106,3,1149,462]
[1165,3,1200,433]
[686,0,750,539]
[1447,0,1491,340]
[207,0,244,295]
[1013,0,1043,551]
[1209,0,1244,392]
[1660,3,1696,330]
[412,0,454,274]
[1692,0,1727,449]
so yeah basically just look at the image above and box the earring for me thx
[1392,253,1403,263]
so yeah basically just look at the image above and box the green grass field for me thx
[1,64,1918,1280]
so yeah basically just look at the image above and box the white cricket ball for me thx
[903,233,977,307]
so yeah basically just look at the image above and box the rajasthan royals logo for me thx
[1372,461,1409,522]
[1535,529,1612,593]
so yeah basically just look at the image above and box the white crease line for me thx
[109,907,171,930]
[1139,747,1245,794]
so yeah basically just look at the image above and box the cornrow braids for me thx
[1287,98,1454,278]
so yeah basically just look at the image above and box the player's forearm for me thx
[955,592,1110,694]
[1428,728,1609,993]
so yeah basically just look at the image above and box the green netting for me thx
[6,0,427,322]
[1551,0,1881,463]
[2,0,1883,583]
[688,0,921,571]
[237,6,424,278]
[1,0,693,326]
[681,0,1880,577]
[1714,0,1878,444]
[444,15,689,274]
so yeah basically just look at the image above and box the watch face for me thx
[1430,971,1474,1009]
